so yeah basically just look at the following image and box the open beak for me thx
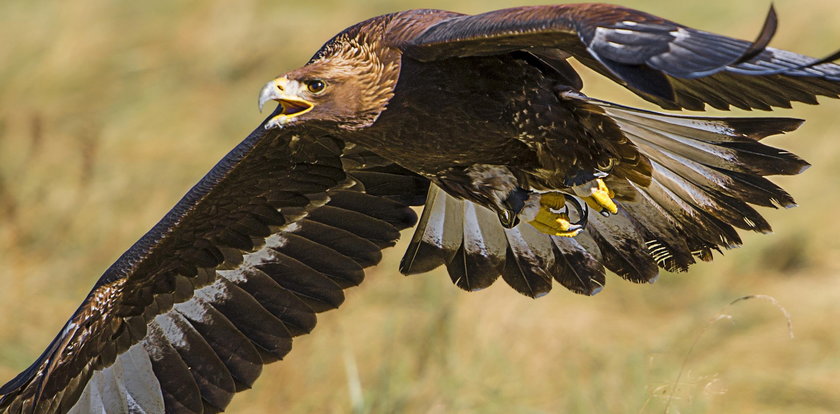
[258,77,315,128]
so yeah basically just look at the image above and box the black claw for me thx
[498,187,530,228]
[563,194,589,229]
[497,209,519,228]
[566,223,584,233]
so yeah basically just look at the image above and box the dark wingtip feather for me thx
[796,161,811,174]
[734,4,778,65]
[725,117,805,140]
[720,141,810,176]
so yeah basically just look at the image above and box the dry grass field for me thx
[1,0,840,413]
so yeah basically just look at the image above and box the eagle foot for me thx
[525,192,586,237]
[574,178,617,217]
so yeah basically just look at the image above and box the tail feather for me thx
[500,225,555,298]
[401,187,607,298]
[551,236,606,295]
[445,202,505,291]
[400,185,463,275]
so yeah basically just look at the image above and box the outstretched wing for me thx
[400,104,807,298]
[0,121,426,413]
[402,4,840,110]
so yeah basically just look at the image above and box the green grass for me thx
[2,0,840,412]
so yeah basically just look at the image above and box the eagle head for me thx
[259,35,400,131]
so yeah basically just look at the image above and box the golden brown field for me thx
[1,0,840,413]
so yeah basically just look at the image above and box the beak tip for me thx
[258,80,278,114]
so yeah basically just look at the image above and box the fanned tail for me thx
[400,186,606,298]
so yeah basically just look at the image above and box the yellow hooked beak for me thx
[258,77,315,128]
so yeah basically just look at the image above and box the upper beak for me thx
[258,77,285,113]
[258,77,315,122]
[258,81,275,113]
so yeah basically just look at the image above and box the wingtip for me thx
[734,3,779,65]
[797,161,811,175]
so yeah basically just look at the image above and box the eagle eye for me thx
[306,79,326,94]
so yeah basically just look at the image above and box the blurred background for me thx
[1,0,839,413]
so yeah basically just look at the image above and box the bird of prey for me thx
[2,3,838,413]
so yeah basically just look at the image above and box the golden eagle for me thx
[2,3,838,413]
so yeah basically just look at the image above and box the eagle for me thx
[1,3,838,413]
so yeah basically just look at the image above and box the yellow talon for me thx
[527,192,584,237]
[579,178,618,215]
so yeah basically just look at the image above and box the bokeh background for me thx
[1,0,839,413]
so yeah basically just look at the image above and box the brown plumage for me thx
[2,3,839,413]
